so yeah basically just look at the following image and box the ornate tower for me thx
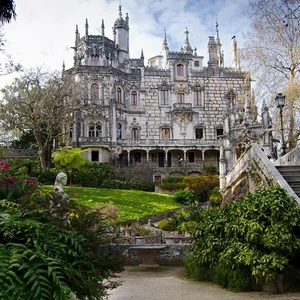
[113,5,130,64]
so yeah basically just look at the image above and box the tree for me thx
[242,0,300,150]
[0,0,16,24]
[0,67,74,169]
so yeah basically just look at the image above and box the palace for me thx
[62,5,271,183]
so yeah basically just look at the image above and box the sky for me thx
[0,0,251,88]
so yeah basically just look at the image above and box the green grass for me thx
[41,186,182,223]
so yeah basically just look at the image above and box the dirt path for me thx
[106,266,300,300]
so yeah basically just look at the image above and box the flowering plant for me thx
[0,161,39,203]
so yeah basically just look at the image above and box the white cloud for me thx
[0,0,250,88]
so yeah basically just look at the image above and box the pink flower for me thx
[0,162,9,171]
[26,179,37,185]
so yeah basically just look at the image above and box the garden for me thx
[1,153,300,297]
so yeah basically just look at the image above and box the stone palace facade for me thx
[62,5,265,182]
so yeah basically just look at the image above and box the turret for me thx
[181,27,193,54]
[113,5,130,63]
[207,36,218,67]
[75,24,80,46]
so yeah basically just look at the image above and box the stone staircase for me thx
[276,165,300,198]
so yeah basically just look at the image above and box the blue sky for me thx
[0,0,250,87]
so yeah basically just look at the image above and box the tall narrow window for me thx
[132,128,139,140]
[160,90,169,105]
[131,91,137,106]
[177,93,185,103]
[194,90,204,106]
[177,64,184,76]
[117,87,122,103]
[195,128,204,139]
[91,84,99,101]
[162,128,170,139]
[188,152,195,163]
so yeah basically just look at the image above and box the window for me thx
[89,123,102,137]
[160,90,169,105]
[177,64,184,76]
[188,152,195,163]
[91,150,99,162]
[117,123,122,139]
[194,61,199,67]
[177,93,185,103]
[195,128,203,139]
[132,128,139,140]
[131,91,137,106]
[216,128,224,138]
[117,87,122,103]
[161,128,170,139]
[194,90,204,106]
[91,84,99,101]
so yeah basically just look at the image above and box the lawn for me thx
[41,186,183,223]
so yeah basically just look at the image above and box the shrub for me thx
[209,186,222,207]
[102,179,155,192]
[184,255,212,281]
[189,186,300,288]
[0,162,124,299]
[161,176,184,183]
[173,190,199,205]
[157,219,172,231]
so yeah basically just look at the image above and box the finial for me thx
[119,4,122,18]
[162,29,169,51]
[62,61,65,71]
[85,18,89,37]
[141,49,144,59]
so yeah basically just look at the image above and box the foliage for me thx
[52,147,91,172]
[0,68,74,169]
[204,163,217,174]
[209,186,222,207]
[10,129,36,149]
[182,175,219,202]
[0,0,16,24]
[161,176,184,183]
[173,190,199,205]
[41,185,182,223]
[0,162,125,299]
[243,0,300,149]
[73,163,115,187]
[102,178,155,192]
[188,186,300,287]
[158,175,219,202]
[157,219,174,231]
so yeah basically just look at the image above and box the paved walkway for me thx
[106,266,300,300]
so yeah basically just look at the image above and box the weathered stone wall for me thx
[114,244,190,266]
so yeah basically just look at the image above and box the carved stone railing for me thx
[220,143,300,206]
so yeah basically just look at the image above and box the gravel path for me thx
[106,266,300,300]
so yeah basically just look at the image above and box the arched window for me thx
[117,87,122,103]
[131,91,137,106]
[177,64,184,76]
[91,84,99,101]
[89,123,102,137]
[161,127,170,139]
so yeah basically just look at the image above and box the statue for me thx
[53,172,69,201]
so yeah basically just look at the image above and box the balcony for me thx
[172,103,192,112]
[78,137,111,146]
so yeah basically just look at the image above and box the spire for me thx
[215,15,220,44]
[118,5,122,19]
[85,18,89,38]
[75,24,80,46]
[140,49,144,66]
[243,95,253,125]
[182,27,193,54]
[162,30,169,52]
[62,61,65,72]
[101,19,105,36]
